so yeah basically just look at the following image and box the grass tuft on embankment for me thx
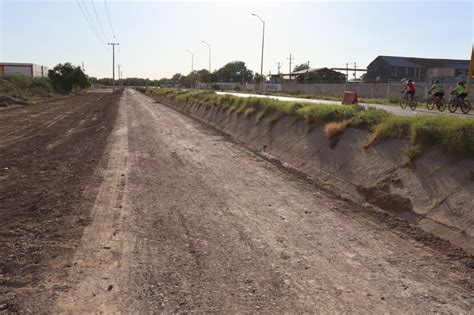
[145,88,474,159]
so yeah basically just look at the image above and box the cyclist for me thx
[401,79,416,101]
[428,80,444,100]
[450,81,468,102]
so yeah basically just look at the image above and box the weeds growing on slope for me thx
[145,88,474,159]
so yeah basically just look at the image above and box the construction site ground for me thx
[0,89,472,313]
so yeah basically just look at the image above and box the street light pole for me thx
[185,49,194,73]
[252,13,265,94]
[201,41,211,89]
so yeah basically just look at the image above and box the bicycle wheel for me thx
[409,98,417,110]
[426,98,435,110]
[448,99,457,113]
[437,99,446,111]
[461,100,471,114]
[399,97,407,109]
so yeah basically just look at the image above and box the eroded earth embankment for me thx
[148,92,474,255]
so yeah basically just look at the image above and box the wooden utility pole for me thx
[108,42,119,91]
[117,64,121,86]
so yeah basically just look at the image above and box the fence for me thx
[196,82,473,101]
[281,83,474,101]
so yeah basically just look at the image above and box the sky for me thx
[1,0,473,79]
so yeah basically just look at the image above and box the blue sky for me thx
[1,0,472,79]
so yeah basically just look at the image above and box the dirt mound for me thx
[0,95,28,107]
[357,184,413,213]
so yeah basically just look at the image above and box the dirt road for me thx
[1,89,473,313]
[53,89,472,313]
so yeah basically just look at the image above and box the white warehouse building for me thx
[0,62,49,78]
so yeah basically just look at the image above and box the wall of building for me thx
[32,64,49,78]
[3,65,32,77]
[0,64,49,78]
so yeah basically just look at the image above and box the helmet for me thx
[407,79,413,83]
[458,80,465,85]
[435,80,440,84]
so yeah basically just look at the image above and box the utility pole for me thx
[346,63,349,83]
[108,42,119,91]
[307,60,310,68]
[287,53,294,81]
[201,41,211,89]
[276,62,282,75]
[353,62,357,81]
[252,13,265,93]
[117,64,121,86]
[120,71,123,86]
[81,61,85,71]
[185,49,194,73]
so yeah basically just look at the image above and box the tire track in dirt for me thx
[53,94,132,313]
[0,90,121,313]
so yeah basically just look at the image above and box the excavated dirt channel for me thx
[55,89,472,313]
[1,89,473,313]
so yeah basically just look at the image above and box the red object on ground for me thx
[342,91,358,105]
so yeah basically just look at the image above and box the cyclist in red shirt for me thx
[401,79,416,100]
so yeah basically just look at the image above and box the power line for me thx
[90,0,108,41]
[75,0,105,45]
[80,0,106,42]
[104,0,117,39]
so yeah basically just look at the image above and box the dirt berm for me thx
[147,93,474,255]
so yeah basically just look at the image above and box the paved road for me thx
[217,91,474,118]
[53,89,472,313]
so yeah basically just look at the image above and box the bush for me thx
[324,120,351,139]
[48,63,90,94]
[0,74,52,98]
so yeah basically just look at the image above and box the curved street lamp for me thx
[252,13,265,93]
[201,40,211,88]
[185,49,194,73]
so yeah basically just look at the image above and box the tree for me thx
[214,61,253,83]
[170,73,184,86]
[253,73,266,83]
[48,63,90,94]
[293,63,310,72]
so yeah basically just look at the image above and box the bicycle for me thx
[448,95,471,114]
[399,92,417,110]
[426,93,446,111]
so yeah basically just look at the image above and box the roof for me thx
[0,62,35,67]
[369,56,469,69]
[291,67,338,75]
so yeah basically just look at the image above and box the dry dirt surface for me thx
[0,90,120,313]
[1,88,473,313]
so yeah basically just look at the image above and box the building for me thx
[366,56,469,83]
[0,63,49,79]
[269,67,346,84]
